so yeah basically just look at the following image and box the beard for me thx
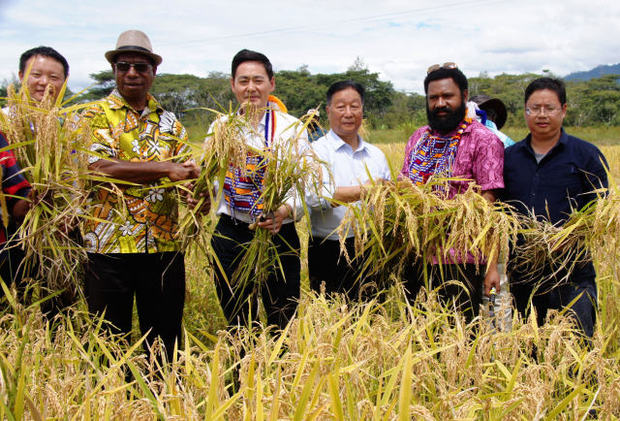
[426,99,467,134]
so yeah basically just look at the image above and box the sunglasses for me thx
[426,62,458,74]
[114,61,152,73]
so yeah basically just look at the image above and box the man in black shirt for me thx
[502,78,608,337]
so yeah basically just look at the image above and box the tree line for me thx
[3,65,619,129]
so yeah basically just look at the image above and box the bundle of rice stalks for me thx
[514,180,619,284]
[0,82,90,293]
[231,127,319,289]
[177,107,250,251]
[338,178,521,284]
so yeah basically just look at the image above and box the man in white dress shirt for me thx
[309,80,391,300]
[208,49,309,329]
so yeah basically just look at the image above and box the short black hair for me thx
[524,77,566,105]
[424,67,468,95]
[326,80,365,105]
[19,46,69,78]
[231,49,273,79]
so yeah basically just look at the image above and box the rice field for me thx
[0,116,619,418]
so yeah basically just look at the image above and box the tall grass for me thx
[338,179,521,285]
[0,88,618,418]
[0,286,618,419]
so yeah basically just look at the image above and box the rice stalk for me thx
[513,177,619,288]
[223,113,319,304]
[0,82,91,294]
[177,106,250,252]
[338,177,521,286]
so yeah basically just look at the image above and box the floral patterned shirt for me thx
[81,89,191,254]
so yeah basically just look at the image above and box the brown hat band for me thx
[117,45,152,54]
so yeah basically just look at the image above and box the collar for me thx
[327,129,366,153]
[106,88,162,114]
[523,128,567,155]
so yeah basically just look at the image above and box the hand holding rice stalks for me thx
[514,182,619,284]
[231,127,319,290]
[338,178,521,283]
[0,83,91,292]
[178,108,250,251]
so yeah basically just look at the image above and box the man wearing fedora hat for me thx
[81,30,199,361]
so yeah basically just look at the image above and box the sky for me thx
[1,0,619,94]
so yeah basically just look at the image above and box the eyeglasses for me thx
[427,62,458,74]
[114,61,152,73]
[525,105,562,116]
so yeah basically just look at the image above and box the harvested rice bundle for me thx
[231,129,319,289]
[177,108,250,250]
[338,177,521,283]
[0,83,90,292]
[514,181,619,284]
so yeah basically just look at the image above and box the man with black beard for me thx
[398,63,504,321]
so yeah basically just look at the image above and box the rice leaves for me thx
[0,82,90,294]
[514,176,619,287]
[338,178,521,285]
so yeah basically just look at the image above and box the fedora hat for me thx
[105,30,162,66]
[469,94,508,130]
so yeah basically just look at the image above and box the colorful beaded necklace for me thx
[223,106,276,220]
[407,119,471,186]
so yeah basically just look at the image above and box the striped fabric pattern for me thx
[0,131,31,244]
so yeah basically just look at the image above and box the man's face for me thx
[525,88,567,139]
[18,55,66,103]
[426,78,467,133]
[326,87,363,141]
[230,61,275,110]
[113,52,156,107]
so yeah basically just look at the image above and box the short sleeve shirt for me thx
[81,89,192,254]
[399,120,504,264]
[400,120,504,198]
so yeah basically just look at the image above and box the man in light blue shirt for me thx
[308,80,391,300]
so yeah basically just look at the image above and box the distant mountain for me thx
[565,63,620,81]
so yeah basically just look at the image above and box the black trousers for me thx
[402,259,484,323]
[309,236,372,301]
[509,260,597,337]
[84,252,185,361]
[212,215,300,330]
[0,244,76,318]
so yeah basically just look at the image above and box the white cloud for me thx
[1,0,619,95]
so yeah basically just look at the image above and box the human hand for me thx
[12,190,36,221]
[256,204,291,234]
[184,182,211,213]
[484,264,501,297]
[168,160,200,182]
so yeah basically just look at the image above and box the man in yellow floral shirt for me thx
[81,30,199,362]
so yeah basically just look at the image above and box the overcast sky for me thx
[1,0,619,94]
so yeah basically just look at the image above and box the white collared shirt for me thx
[206,109,310,224]
[308,129,391,240]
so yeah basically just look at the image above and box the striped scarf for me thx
[223,107,276,219]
